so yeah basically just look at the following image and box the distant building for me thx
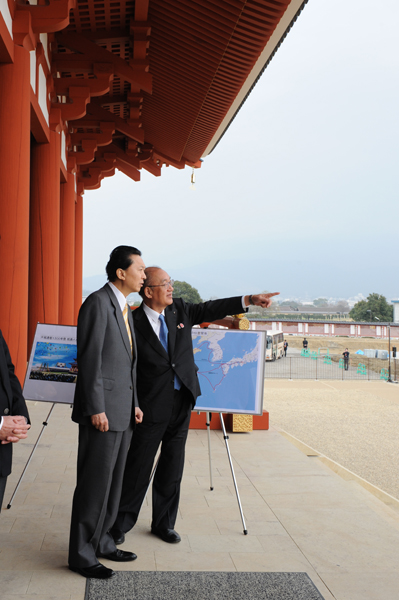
[392,301,399,323]
[249,319,399,339]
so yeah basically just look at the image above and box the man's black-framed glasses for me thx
[147,279,174,289]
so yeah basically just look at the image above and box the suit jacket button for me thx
[4,408,10,414]
[130,386,133,390]
[172,363,175,368]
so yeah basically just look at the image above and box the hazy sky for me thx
[83,0,399,302]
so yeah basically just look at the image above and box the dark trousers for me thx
[114,388,191,533]
[0,476,7,511]
[68,423,133,568]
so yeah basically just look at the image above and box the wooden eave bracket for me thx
[13,10,35,51]
[78,162,116,190]
[54,86,91,121]
[69,123,115,165]
[105,142,160,179]
[55,31,152,92]
[17,0,76,34]
[70,121,115,148]
[115,159,141,182]
[70,139,97,165]
[184,159,202,169]
[142,160,161,177]
[86,103,145,145]
[54,64,114,97]
[88,153,117,173]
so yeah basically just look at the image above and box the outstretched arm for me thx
[243,292,280,308]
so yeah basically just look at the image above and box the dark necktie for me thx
[158,314,169,353]
[158,314,181,390]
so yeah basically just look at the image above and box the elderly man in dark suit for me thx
[0,330,30,510]
[111,267,278,545]
[68,246,145,579]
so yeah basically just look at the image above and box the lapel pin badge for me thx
[177,323,185,329]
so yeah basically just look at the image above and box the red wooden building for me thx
[0,0,309,380]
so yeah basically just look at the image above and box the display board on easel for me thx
[8,323,77,509]
[191,329,266,415]
[23,323,77,404]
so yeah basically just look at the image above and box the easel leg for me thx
[219,413,248,535]
[147,454,160,491]
[206,412,214,490]
[7,403,56,509]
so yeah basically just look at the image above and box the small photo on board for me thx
[29,341,78,384]
[24,323,78,403]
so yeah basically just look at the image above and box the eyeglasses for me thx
[147,279,174,289]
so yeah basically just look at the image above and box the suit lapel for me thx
[165,304,177,357]
[104,285,132,359]
[133,305,169,359]
[128,307,137,361]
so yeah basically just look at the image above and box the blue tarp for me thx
[355,350,364,355]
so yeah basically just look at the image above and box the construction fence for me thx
[264,351,399,381]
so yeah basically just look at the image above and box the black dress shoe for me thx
[151,527,181,544]
[69,563,115,579]
[110,528,125,545]
[98,549,137,562]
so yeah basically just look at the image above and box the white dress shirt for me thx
[143,303,165,340]
[108,281,127,311]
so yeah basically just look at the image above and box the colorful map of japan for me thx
[192,329,265,414]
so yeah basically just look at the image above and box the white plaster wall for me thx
[40,34,50,70]
[30,50,36,93]
[61,130,66,169]
[0,0,13,37]
[38,64,49,124]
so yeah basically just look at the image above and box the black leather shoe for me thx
[98,549,137,562]
[110,528,125,545]
[69,563,115,579]
[151,527,181,543]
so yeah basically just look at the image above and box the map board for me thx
[192,329,266,415]
[23,323,77,404]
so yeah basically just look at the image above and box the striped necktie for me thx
[123,303,133,354]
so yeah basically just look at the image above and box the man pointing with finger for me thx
[111,266,278,546]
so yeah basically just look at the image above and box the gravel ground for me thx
[264,381,399,500]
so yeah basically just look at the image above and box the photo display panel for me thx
[23,323,77,404]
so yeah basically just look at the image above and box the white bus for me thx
[265,330,284,361]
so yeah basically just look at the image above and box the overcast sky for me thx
[83,0,399,302]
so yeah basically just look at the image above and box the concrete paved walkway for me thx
[0,386,398,600]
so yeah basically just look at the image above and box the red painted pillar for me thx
[0,46,31,382]
[29,130,61,350]
[59,173,76,325]
[74,194,83,323]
